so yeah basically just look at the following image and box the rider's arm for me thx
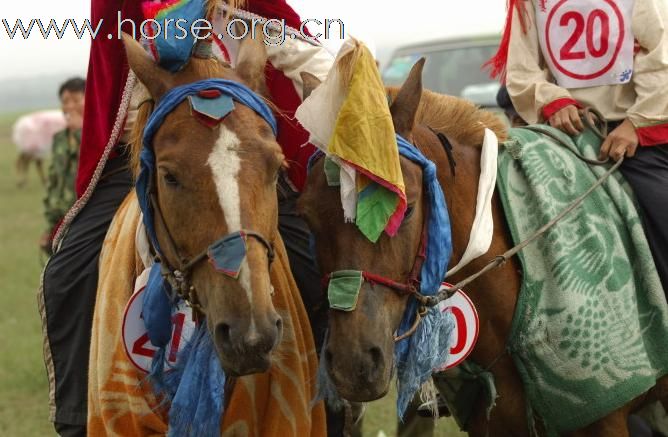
[505,0,579,124]
[627,0,668,146]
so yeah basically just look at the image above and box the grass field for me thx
[0,112,464,436]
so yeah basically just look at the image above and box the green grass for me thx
[0,112,464,436]
[0,112,56,436]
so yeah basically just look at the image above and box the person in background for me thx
[488,0,668,294]
[40,78,86,255]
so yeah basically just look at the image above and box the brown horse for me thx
[86,33,325,435]
[298,60,668,436]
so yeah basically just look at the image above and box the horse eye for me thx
[405,204,416,219]
[163,172,180,187]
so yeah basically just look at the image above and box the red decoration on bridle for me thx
[322,219,429,298]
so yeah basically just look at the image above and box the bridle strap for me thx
[322,216,429,297]
[150,192,276,288]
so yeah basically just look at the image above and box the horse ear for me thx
[300,72,322,100]
[235,23,268,95]
[121,33,172,100]
[390,57,425,138]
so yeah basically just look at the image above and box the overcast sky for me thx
[0,0,506,80]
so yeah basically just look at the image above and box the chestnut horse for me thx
[86,34,325,435]
[298,60,668,436]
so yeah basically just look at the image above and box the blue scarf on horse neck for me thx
[136,79,277,437]
[394,134,455,417]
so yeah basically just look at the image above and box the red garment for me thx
[76,0,143,197]
[541,98,582,121]
[76,0,312,197]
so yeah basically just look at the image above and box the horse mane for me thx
[386,87,508,145]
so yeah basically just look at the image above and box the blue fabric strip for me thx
[394,134,454,417]
[396,134,452,296]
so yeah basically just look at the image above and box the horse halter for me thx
[149,191,275,312]
[137,79,281,313]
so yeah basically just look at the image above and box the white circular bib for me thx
[536,0,635,88]
[436,283,479,370]
[122,268,197,373]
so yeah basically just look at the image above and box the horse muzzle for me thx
[212,313,283,375]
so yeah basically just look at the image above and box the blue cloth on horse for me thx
[393,134,454,417]
[147,0,207,73]
[135,79,277,437]
[142,263,174,348]
[207,231,248,279]
[396,134,452,296]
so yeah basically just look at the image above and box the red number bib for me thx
[536,0,635,88]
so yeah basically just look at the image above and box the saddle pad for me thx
[496,125,668,434]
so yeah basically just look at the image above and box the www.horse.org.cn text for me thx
[1,15,345,45]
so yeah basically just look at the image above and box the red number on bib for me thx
[560,9,610,61]
[560,11,586,60]
[131,313,187,363]
[449,306,467,355]
[587,9,609,58]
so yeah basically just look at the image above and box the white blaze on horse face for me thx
[208,126,255,330]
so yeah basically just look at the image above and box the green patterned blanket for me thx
[496,126,668,434]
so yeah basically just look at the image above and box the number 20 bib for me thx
[535,0,635,88]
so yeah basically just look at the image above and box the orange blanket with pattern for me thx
[88,193,326,436]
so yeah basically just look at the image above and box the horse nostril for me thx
[215,323,231,346]
[369,346,383,367]
[275,317,283,332]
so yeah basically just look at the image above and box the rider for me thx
[488,0,668,293]
[38,1,335,436]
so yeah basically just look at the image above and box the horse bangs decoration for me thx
[87,4,325,435]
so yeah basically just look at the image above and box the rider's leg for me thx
[39,153,132,436]
[618,144,668,294]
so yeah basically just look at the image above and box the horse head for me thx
[298,59,432,401]
[123,33,285,376]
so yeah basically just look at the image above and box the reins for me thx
[417,108,623,307]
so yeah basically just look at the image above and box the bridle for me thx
[149,191,275,312]
[137,78,281,314]
[321,218,430,342]
[316,129,447,342]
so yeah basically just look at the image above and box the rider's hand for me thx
[548,104,584,136]
[599,119,639,161]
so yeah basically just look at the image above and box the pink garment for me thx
[12,110,67,159]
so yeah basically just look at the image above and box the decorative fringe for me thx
[395,307,455,419]
[483,0,529,81]
[147,324,226,437]
[418,378,439,419]
[504,138,523,160]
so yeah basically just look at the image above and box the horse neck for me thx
[414,125,521,366]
